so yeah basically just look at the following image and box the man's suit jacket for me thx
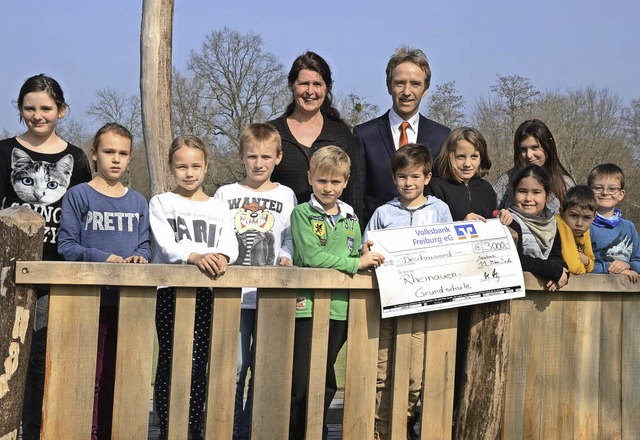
[354,111,450,226]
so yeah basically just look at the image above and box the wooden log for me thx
[0,207,44,438]
[455,301,510,440]
[140,0,175,195]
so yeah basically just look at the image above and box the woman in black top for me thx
[269,51,361,218]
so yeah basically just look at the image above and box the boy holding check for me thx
[363,143,452,440]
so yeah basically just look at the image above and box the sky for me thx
[1,0,639,135]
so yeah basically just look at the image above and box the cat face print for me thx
[11,148,74,205]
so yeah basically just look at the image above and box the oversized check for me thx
[368,220,525,318]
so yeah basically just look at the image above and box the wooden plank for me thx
[14,262,378,290]
[557,294,578,439]
[622,293,640,440]
[204,288,242,439]
[167,288,196,440]
[251,289,296,439]
[41,285,100,440]
[305,289,331,439]
[573,292,601,439]
[502,298,532,440]
[540,294,563,439]
[388,316,412,440]
[598,292,622,439]
[522,293,544,440]
[111,287,157,438]
[343,289,379,440]
[421,308,457,440]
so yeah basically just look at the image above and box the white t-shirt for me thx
[214,182,297,308]
[149,192,239,265]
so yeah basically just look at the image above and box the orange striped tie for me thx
[399,121,409,147]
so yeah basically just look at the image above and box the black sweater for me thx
[269,114,362,219]
[508,221,567,282]
[427,176,497,221]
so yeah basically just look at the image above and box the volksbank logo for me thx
[454,224,478,240]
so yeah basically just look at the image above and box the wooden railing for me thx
[2,208,640,440]
[9,262,640,440]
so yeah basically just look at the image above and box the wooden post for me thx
[0,207,44,438]
[455,301,510,440]
[140,0,175,195]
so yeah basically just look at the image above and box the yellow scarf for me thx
[555,214,595,274]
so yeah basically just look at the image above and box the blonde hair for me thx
[309,146,350,179]
[239,123,282,156]
[168,135,209,165]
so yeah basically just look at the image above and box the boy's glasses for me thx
[591,186,622,195]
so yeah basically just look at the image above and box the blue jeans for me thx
[234,308,256,438]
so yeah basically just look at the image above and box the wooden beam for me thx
[14,262,378,290]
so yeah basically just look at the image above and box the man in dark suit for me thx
[355,46,450,227]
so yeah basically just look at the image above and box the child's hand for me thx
[578,252,589,266]
[106,254,126,263]
[278,257,293,267]
[496,209,512,225]
[621,269,640,283]
[125,255,148,264]
[358,251,384,270]
[547,268,569,291]
[188,252,228,279]
[608,260,631,274]
[464,212,486,222]
[361,240,375,254]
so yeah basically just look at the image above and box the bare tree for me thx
[87,88,143,140]
[57,117,93,150]
[490,74,540,136]
[622,98,640,160]
[426,81,466,128]
[188,27,289,152]
[337,92,380,129]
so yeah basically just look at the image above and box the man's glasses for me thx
[591,186,622,195]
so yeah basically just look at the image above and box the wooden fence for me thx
[2,208,640,440]
[8,263,640,440]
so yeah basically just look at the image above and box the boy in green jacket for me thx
[289,146,384,439]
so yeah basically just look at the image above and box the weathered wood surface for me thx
[455,301,510,440]
[500,273,640,440]
[0,207,43,439]
[140,0,175,194]
[11,261,640,440]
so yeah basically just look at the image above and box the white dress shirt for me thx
[389,109,420,149]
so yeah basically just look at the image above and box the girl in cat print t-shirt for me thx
[0,74,91,439]
[0,74,92,262]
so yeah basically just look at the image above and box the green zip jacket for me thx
[291,196,362,320]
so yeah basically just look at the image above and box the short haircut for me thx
[385,46,432,93]
[561,185,597,213]
[169,135,209,165]
[434,127,491,181]
[587,163,625,189]
[392,144,433,176]
[239,123,282,156]
[508,164,551,203]
[91,123,133,171]
[309,146,350,180]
